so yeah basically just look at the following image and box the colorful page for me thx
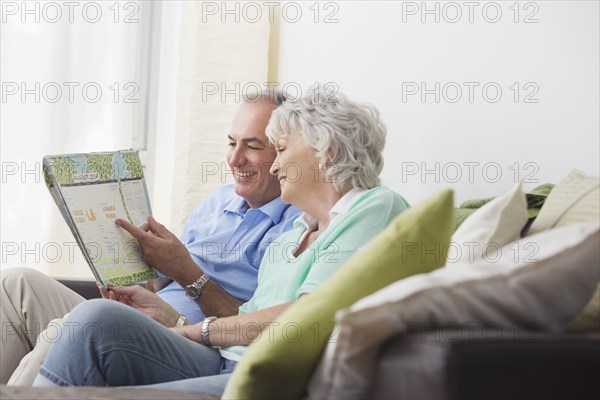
[43,150,158,286]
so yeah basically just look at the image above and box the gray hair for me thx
[242,87,287,107]
[266,87,386,192]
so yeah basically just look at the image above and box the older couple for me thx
[0,89,300,385]
[30,88,409,395]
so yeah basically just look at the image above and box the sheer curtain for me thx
[1,1,142,277]
[1,0,274,277]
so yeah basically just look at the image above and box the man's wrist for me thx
[185,274,210,300]
[177,259,205,286]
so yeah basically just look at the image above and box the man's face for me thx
[226,101,281,208]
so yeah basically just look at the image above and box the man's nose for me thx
[229,146,246,167]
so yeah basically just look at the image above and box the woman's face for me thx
[270,133,322,205]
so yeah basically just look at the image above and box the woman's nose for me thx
[270,160,280,176]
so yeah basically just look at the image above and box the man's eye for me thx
[248,145,262,150]
[228,142,236,148]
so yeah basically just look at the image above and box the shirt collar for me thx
[224,194,289,224]
[295,188,367,230]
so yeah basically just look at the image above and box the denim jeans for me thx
[38,299,235,396]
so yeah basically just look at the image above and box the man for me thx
[0,89,301,385]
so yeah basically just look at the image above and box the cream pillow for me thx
[308,221,599,399]
[528,169,599,235]
[448,182,527,264]
[527,169,600,332]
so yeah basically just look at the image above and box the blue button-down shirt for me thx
[156,184,301,323]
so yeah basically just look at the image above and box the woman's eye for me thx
[276,148,286,153]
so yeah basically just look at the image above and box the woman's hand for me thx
[170,323,202,343]
[97,283,181,327]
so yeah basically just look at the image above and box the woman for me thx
[34,88,410,396]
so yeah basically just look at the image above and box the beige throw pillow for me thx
[448,182,527,264]
[528,169,599,235]
[527,169,599,332]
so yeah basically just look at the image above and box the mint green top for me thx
[220,186,409,360]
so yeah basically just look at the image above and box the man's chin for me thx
[234,184,255,199]
[233,184,247,196]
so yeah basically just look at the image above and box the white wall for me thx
[275,1,599,205]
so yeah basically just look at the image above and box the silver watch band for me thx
[175,313,187,328]
[201,316,217,347]
[185,273,210,299]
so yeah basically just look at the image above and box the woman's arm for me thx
[172,302,295,347]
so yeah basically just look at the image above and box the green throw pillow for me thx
[223,190,454,400]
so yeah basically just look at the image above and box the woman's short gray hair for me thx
[266,87,386,192]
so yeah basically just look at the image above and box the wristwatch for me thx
[185,274,210,299]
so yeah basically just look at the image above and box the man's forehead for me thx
[229,101,277,144]
[227,134,269,145]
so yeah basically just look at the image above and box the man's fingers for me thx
[116,218,147,241]
[147,216,171,238]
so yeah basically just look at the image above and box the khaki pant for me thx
[0,268,85,385]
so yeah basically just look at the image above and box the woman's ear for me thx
[325,149,334,165]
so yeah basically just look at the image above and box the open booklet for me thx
[43,149,159,287]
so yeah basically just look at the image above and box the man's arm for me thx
[116,217,242,318]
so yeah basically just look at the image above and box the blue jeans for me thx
[38,299,235,396]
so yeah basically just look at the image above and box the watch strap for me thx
[175,313,187,328]
[201,316,217,347]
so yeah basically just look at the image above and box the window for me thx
[0,0,162,277]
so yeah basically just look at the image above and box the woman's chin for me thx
[280,190,293,205]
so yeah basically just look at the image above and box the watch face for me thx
[186,286,199,299]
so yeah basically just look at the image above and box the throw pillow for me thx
[448,182,527,264]
[527,169,599,332]
[309,221,599,399]
[223,190,455,400]
[528,169,599,235]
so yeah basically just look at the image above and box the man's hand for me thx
[115,216,198,283]
[97,283,181,327]
[115,216,241,318]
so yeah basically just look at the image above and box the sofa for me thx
[48,286,598,400]
[8,170,600,399]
